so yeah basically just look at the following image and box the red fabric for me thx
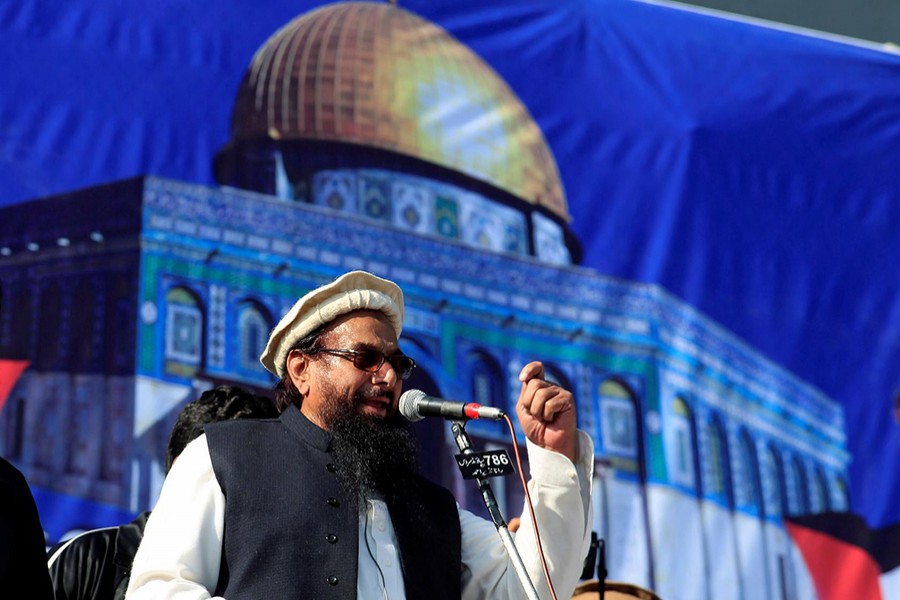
[786,521,883,600]
[0,359,29,413]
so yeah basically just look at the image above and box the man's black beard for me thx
[320,385,422,512]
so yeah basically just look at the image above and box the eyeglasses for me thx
[311,347,417,380]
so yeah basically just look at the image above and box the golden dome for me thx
[229,1,568,221]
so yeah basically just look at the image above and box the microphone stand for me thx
[449,420,541,600]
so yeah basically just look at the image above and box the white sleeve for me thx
[460,430,594,600]
[125,434,226,599]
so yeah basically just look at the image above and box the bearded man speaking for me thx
[127,270,594,600]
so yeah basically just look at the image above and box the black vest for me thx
[206,407,462,599]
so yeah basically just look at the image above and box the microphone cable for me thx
[362,506,390,600]
[502,413,559,600]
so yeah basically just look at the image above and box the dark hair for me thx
[273,326,328,413]
[165,385,279,472]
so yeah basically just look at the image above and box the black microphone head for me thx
[399,389,427,422]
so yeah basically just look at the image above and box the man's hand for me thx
[515,361,577,462]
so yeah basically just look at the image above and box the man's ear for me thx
[285,350,312,398]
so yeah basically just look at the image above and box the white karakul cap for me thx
[260,270,404,377]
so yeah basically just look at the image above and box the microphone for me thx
[399,389,506,422]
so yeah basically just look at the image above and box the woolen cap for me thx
[260,270,404,377]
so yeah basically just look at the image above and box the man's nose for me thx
[372,359,398,385]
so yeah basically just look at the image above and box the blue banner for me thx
[2,1,899,597]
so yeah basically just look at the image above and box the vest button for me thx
[326,463,337,472]
[326,497,340,507]
[326,534,338,543]
[327,576,339,586]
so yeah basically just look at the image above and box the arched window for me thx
[787,455,810,516]
[313,171,356,212]
[671,395,698,490]
[834,476,849,511]
[812,467,830,513]
[765,445,791,515]
[738,429,763,516]
[468,350,504,409]
[704,415,733,506]
[237,300,271,375]
[763,444,786,517]
[599,379,640,476]
[361,177,390,221]
[164,286,204,378]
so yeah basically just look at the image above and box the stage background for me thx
[2,0,899,597]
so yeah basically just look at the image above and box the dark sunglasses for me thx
[311,347,417,380]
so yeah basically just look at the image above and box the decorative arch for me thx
[599,377,641,477]
[235,298,272,376]
[164,285,205,378]
[788,455,810,515]
[738,429,764,516]
[834,476,850,511]
[704,414,734,507]
[466,348,504,410]
[671,395,700,492]
[763,444,787,517]
[812,466,830,513]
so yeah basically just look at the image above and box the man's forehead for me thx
[324,310,399,344]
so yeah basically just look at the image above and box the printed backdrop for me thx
[2,0,899,597]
